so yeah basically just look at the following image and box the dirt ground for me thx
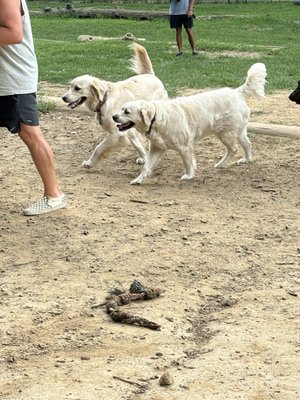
[0,87,299,400]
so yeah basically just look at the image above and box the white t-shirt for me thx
[169,0,190,15]
[0,0,38,95]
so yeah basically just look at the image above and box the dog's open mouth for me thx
[116,121,135,131]
[68,97,87,109]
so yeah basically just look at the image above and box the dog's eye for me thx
[74,85,81,92]
[124,109,130,115]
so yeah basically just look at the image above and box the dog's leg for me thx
[215,132,239,169]
[127,131,147,164]
[237,128,252,165]
[82,134,128,169]
[130,144,165,185]
[178,147,197,180]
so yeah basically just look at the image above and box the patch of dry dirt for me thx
[0,88,299,400]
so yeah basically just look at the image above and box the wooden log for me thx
[77,33,146,42]
[30,9,236,21]
[31,8,169,20]
[247,122,300,139]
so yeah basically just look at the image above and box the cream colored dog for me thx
[113,63,267,184]
[62,43,168,169]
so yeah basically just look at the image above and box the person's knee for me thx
[19,124,41,145]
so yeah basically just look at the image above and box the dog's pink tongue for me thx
[68,102,77,110]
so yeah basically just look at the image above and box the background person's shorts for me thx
[170,14,194,29]
[0,93,39,134]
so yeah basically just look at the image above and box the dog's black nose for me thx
[112,114,118,122]
[62,96,68,103]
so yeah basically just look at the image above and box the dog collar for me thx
[146,114,156,135]
[95,90,108,113]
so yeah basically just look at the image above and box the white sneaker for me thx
[23,194,66,216]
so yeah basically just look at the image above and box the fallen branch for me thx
[77,33,145,42]
[248,122,300,139]
[32,8,169,20]
[113,375,147,389]
[129,199,149,204]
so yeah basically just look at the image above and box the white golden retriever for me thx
[113,63,267,184]
[62,43,168,169]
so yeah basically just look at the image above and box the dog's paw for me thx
[135,157,145,165]
[180,173,194,180]
[82,160,92,169]
[237,157,252,166]
[130,176,143,185]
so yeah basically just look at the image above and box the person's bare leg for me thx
[19,123,62,198]
[176,27,183,53]
[186,27,196,53]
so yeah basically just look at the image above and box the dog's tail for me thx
[128,43,155,75]
[239,63,267,100]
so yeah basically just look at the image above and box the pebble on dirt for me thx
[159,370,174,386]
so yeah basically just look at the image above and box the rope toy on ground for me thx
[105,280,163,330]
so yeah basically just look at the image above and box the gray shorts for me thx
[0,93,39,134]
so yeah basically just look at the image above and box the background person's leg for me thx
[176,27,183,55]
[186,27,197,54]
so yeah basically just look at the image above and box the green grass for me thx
[37,99,56,112]
[29,2,300,96]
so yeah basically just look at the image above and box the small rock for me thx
[159,371,174,386]
[221,299,234,307]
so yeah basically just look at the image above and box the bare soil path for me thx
[0,88,299,400]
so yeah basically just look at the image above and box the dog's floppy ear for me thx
[89,78,109,112]
[140,102,155,128]
[90,78,102,101]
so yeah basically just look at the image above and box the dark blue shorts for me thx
[170,14,194,29]
[0,93,39,134]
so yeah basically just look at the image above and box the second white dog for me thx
[113,63,267,184]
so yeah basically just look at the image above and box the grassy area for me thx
[29,2,299,96]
